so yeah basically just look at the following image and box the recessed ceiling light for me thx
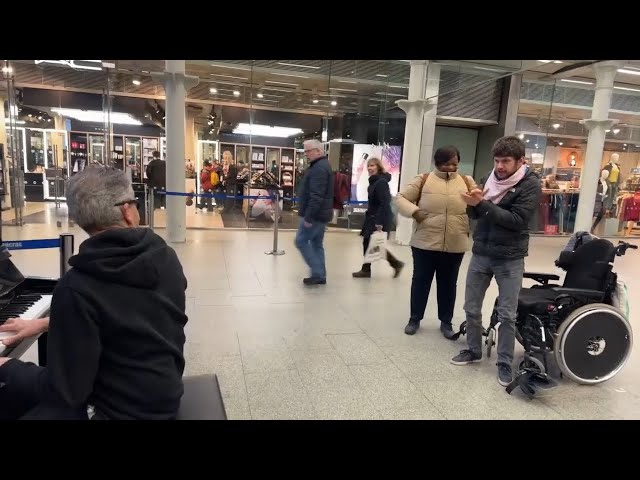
[552,123,560,129]
[330,87,357,92]
[210,74,248,80]
[209,87,217,94]
[553,60,563,64]
[376,74,388,77]
[132,79,141,86]
[331,100,337,106]
[265,80,299,87]
[613,128,620,134]
[537,60,552,63]
[517,134,525,139]
[277,62,319,69]
[256,93,264,98]
[233,90,241,97]
[210,63,251,71]
[560,79,594,85]
[312,99,319,104]
[606,129,611,133]
[272,72,309,79]
[614,86,640,92]
[558,142,563,146]
[618,68,640,76]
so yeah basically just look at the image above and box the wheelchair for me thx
[455,237,636,396]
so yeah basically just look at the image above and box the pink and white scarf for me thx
[483,164,528,204]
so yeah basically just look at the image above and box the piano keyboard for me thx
[0,294,52,356]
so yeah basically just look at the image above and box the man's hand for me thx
[461,188,484,207]
[0,317,49,347]
[304,221,313,228]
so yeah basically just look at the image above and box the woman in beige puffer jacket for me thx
[395,145,475,339]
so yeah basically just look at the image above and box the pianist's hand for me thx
[0,317,49,347]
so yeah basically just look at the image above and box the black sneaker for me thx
[303,277,326,286]
[450,349,482,365]
[440,322,456,340]
[392,261,405,279]
[404,320,420,335]
[497,363,513,387]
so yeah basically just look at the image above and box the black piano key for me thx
[0,293,43,325]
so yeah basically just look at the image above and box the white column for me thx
[152,61,199,243]
[418,63,441,173]
[395,61,438,245]
[574,61,623,233]
[0,95,10,209]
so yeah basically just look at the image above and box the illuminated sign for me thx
[34,60,103,71]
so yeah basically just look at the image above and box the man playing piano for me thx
[0,166,188,420]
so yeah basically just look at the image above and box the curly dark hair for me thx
[492,136,526,160]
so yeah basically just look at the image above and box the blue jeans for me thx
[295,218,327,279]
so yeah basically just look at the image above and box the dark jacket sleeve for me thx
[146,161,154,182]
[475,179,541,232]
[46,286,101,409]
[304,165,329,223]
[374,181,391,226]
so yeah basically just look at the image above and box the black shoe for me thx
[392,261,405,279]
[450,349,482,365]
[497,363,513,387]
[352,268,371,278]
[440,322,456,340]
[303,277,326,286]
[404,320,420,335]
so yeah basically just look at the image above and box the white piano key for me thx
[0,294,52,357]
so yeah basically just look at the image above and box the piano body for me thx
[0,247,57,359]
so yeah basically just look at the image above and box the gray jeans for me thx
[464,254,524,366]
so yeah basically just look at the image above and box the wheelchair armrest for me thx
[551,287,605,301]
[523,272,561,285]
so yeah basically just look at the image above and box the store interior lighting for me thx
[232,123,303,138]
[51,108,142,125]
[4,118,26,124]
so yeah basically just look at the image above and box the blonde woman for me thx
[395,146,475,338]
[353,157,404,278]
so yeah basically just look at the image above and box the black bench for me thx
[177,374,227,420]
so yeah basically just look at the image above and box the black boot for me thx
[440,321,456,340]
[352,264,371,278]
[387,253,405,278]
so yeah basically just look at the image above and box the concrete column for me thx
[395,61,436,245]
[503,74,522,137]
[0,95,10,208]
[574,61,623,233]
[418,63,441,173]
[152,61,199,243]
[185,109,197,164]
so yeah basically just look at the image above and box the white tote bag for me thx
[363,231,387,263]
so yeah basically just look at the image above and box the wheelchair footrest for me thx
[506,369,559,399]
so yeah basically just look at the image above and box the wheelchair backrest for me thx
[562,238,615,292]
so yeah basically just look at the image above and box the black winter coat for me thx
[361,172,393,237]
[298,156,334,224]
[468,168,541,259]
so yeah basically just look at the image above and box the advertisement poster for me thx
[351,144,402,202]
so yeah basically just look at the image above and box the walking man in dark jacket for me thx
[146,150,166,209]
[450,136,541,388]
[295,139,334,286]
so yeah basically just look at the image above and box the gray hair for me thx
[303,139,324,152]
[66,166,134,233]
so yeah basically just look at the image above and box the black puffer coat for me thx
[361,172,393,237]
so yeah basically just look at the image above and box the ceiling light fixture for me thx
[517,133,525,139]
[271,72,309,79]
[4,119,26,125]
[331,100,337,106]
[256,92,264,98]
[558,142,563,146]
[613,128,620,134]
[51,108,142,125]
[209,87,218,94]
[330,87,357,92]
[339,80,358,84]
[233,90,241,97]
[560,79,594,85]
[132,78,141,86]
[265,80,299,87]
[615,86,640,92]
[553,60,563,64]
[312,98,319,104]
[232,123,303,138]
[537,60,552,63]
[210,63,251,71]
[210,74,249,80]
[618,68,640,76]
[552,123,560,129]
[376,74,389,77]
[277,62,320,69]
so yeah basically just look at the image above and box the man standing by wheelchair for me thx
[450,136,541,388]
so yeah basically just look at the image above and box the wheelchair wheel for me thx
[518,355,546,375]
[486,329,495,358]
[554,303,633,385]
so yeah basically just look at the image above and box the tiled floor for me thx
[5,222,640,420]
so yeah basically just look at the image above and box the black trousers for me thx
[409,247,464,325]
[0,360,88,420]
[362,234,401,271]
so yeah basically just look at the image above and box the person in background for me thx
[450,136,541,389]
[145,150,166,209]
[0,166,187,419]
[295,139,333,286]
[353,157,404,279]
[395,146,475,339]
[199,160,215,212]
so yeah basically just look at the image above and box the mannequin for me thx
[602,153,621,211]
[591,169,609,233]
